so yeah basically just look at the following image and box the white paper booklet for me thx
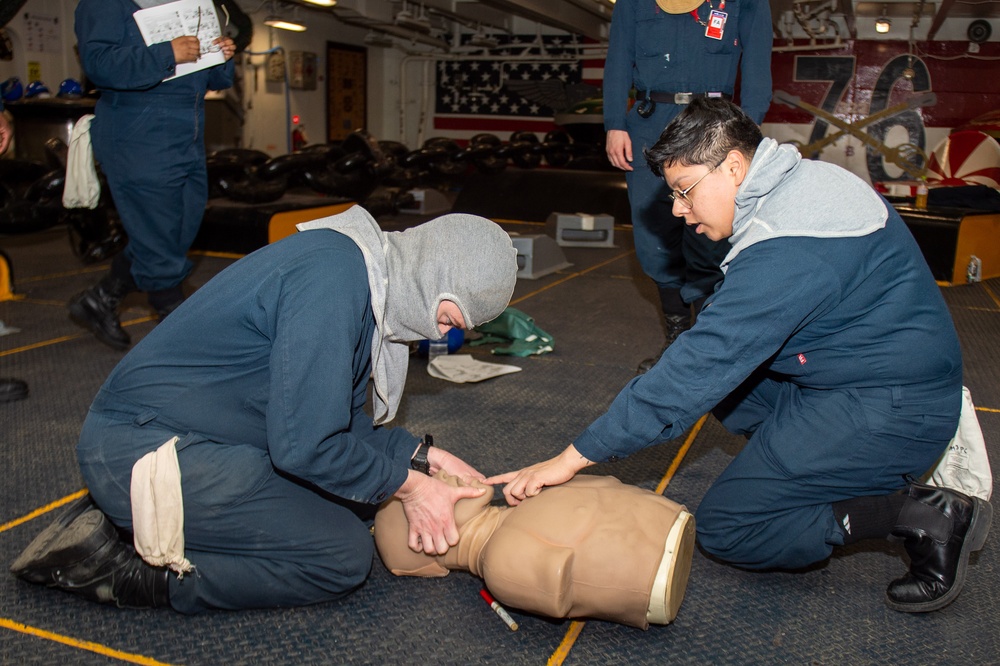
[133,0,226,81]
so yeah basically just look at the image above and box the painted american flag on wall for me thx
[432,34,605,142]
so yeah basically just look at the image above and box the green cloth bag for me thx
[469,307,554,357]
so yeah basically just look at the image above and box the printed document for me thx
[133,0,225,81]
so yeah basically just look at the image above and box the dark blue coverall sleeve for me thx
[75,0,177,90]
[75,0,235,93]
[602,0,636,132]
[735,0,773,123]
[575,242,840,462]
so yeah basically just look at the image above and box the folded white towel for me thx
[130,436,194,576]
[62,114,100,209]
[927,386,993,501]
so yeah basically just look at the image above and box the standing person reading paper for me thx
[69,0,237,349]
[489,99,990,614]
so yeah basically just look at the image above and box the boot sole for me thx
[886,496,993,613]
[10,495,95,578]
[68,297,131,350]
[10,500,118,585]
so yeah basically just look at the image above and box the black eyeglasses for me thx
[667,157,726,208]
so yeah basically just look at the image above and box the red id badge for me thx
[705,10,727,39]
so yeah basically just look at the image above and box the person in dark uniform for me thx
[603,0,772,372]
[1,99,28,403]
[12,207,519,613]
[490,99,990,614]
[68,0,236,349]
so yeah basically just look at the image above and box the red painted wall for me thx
[765,40,1000,129]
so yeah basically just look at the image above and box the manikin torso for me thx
[374,472,695,628]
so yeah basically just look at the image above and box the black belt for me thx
[635,91,731,118]
[647,91,731,104]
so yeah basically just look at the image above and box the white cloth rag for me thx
[62,114,101,209]
[427,353,522,383]
[130,436,194,576]
[926,386,993,501]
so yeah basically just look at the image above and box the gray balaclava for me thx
[382,214,518,341]
[298,206,517,423]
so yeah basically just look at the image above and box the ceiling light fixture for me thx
[302,0,336,6]
[875,7,891,34]
[265,16,307,31]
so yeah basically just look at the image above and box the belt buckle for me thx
[674,92,694,104]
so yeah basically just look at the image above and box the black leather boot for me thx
[638,286,695,374]
[885,481,992,613]
[68,268,136,350]
[0,377,28,402]
[636,314,690,374]
[10,496,171,609]
[148,285,185,320]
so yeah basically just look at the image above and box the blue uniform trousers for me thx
[625,105,729,305]
[92,92,208,293]
[697,375,961,569]
[78,409,374,614]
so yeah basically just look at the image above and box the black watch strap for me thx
[411,434,433,475]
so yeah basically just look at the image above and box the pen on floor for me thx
[480,589,518,631]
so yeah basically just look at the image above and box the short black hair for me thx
[644,98,763,178]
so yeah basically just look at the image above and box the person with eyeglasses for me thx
[603,0,772,374]
[68,0,237,350]
[489,99,985,615]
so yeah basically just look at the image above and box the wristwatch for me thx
[410,434,433,475]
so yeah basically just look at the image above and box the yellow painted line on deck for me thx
[1,492,175,665]
[547,621,586,666]
[981,281,1000,309]
[655,414,708,495]
[977,406,1000,414]
[546,414,707,665]
[0,618,176,666]
[0,315,156,357]
[510,250,635,307]
[10,296,75,306]
[189,250,245,260]
[15,265,107,283]
[0,489,88,535]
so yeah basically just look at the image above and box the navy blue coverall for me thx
[602,0,773,305]
[75,0,234,294]
[573,209,962,570]
[77,231,419,613]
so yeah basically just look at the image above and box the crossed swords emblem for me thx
[774,90,936,180]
